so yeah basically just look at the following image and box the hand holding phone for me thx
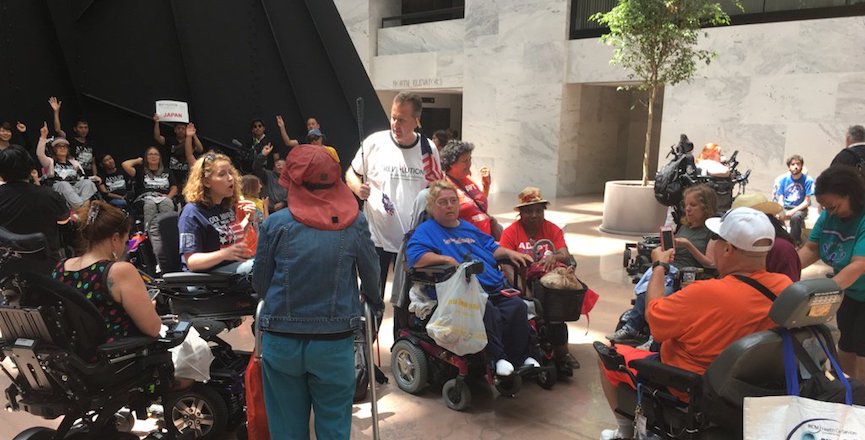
[660,225,675,251]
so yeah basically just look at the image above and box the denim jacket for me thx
[253,209,383,335]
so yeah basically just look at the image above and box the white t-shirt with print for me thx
[350,130,441,253]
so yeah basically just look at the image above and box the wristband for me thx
[652,261,670,275]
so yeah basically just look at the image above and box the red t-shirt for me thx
[450,176,491,235]
[500,220,566,258]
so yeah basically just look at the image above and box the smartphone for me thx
[500,288,521,297]
[660,225,675,251]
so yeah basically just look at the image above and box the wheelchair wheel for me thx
[12,428,56,440]
[391,340,429,394]
[536,366,557,390]
[115,408,135,433]
[495,374,522,397]
[165,384,229,439]
[442,378,471,411]
[622,247,631,268]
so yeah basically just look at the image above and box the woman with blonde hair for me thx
[178,153,257,272]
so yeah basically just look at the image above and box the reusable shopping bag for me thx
[743,328,865,439]
[426,262,488,356]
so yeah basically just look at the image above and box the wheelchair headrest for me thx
[0,227,47,255]
[769,278,843,329]
[152,211,181,274]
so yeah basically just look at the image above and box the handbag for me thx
[743,328,865,439]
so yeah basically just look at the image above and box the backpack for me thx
[842,146,865,177]
[654,153,695,206]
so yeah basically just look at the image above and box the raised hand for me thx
[261,143,273,156]
[186,123,196,137]
[152,113,160,122]
[275,115,285,129]
[16,121,26,133]
[39,122,48,138]
[48,97,62,112]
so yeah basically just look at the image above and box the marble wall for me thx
[336,2,865,199]
[657,16,865,196]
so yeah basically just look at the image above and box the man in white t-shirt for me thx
[346,92,443,299]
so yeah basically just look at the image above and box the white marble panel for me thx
[464,0,500,46]
[661,77,751,126]
[333,0,371,69]
[496,83,564,124]
[796,16,865,74]
[377,19,465,56]
[370,52,462,90]
[835,72,865,121]
[497,0,568,46]
[783,123,849,179]
[740,74,837,124]
[565,39,630,84]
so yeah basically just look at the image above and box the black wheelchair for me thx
[0,227,191,440]
[595,278,849,439]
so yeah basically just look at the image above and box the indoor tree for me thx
[593,0,731,186]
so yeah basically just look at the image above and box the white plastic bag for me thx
[744,395,865,439]
[426,263,488,356]
[170,326,215,382]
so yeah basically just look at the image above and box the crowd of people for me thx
[2,90,865,439]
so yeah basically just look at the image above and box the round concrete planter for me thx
[600,180,669,236]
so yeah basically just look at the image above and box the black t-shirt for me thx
[53,160,81,182]
[134,165,176,196]
[100,169,129,197]
[69,138,94,176]
[162,140,192,188]
[831,144,865,168]
[0,182,69,256]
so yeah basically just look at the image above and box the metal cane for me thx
[363,303,381,440]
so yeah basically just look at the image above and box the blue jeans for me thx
[261,333,355,440]
[622,266,678,333]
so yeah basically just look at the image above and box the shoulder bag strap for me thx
[732,274,777,302]
[447,175,488,214]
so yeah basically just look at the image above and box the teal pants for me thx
[261,332,355,440]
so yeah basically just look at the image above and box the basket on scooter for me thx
[531,279,586,323]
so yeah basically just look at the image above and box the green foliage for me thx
[592,0,730,90]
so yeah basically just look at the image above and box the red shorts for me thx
[602,344,655,389]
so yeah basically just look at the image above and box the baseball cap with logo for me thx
[704,207,775,252]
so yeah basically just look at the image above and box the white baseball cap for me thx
[704,207,775,252]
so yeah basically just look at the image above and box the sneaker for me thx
[557,352,580,369]
[636,336,655,351]
[523,357,540,368]
[606,326,649,344]
[600,428,632,440]
[495,359,515,376]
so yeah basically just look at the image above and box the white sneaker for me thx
[495,359,514,376]
[523,357,540,368]
[600,428,632,440]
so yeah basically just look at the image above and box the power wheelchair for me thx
[0,227,192,440]
[390,259,560,411]
[135,211,259,439]
[595,278,849,440]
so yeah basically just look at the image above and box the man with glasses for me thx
[598,207,793,440]
[246,119,274,172]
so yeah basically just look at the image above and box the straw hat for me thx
[731,192,783,215]
[514,187,549,210]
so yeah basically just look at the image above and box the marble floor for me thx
[0,193,832,439]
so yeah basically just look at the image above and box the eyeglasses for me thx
[710,232,722,241]
[435,197,460,207]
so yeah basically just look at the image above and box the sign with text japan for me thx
[155,100,189,123]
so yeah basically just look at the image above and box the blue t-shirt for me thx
[775,173,814,209]
[809,210,865,301]
[406,219,504,290]
[178,202,242,269]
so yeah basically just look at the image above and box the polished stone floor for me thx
[0,193,831,439]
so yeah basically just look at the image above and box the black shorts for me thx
[837,295,865,356]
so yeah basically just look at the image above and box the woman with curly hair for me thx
[178,153,257,272]
[439,140,498,238]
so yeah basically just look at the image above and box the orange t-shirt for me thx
[646,270,793,376]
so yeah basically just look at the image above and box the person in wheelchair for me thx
[598,207,793,440]
[51,200,161,342]
[500,186,579,371]
[406,180,538,377]
[609,184,719,343]
[178,152,257,273]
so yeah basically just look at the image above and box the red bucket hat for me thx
[279,144,357,230]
